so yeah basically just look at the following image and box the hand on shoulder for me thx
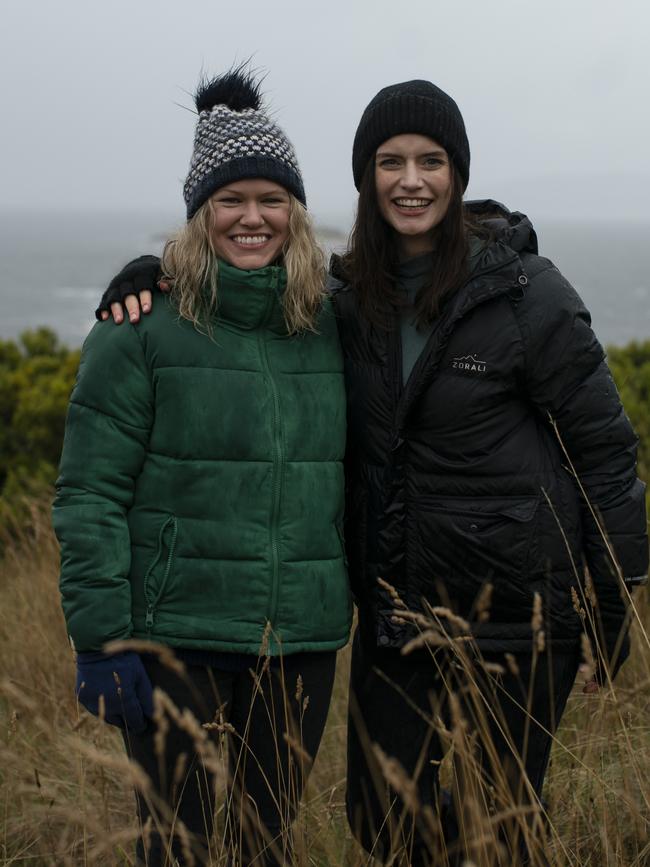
[95,255,169,325]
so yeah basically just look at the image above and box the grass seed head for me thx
[475,582,494,623]
[531,592,544,634]
[581,632,596,674]
[372,744,420,812]
[504,653,519,676]
[584,570,598,608]
[571,586,586,619]
[377,576,407,608]
[426,604,471,635]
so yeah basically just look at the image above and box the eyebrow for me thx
[376,149,447,159]
[215,187,289,197]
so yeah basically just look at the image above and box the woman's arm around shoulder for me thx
[95,254,163,324]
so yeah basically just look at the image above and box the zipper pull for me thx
[145,606,154,629]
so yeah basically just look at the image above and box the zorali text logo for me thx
[452,354,487,373]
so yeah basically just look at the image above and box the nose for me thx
[240,201,265,227]
[400,160,423,191]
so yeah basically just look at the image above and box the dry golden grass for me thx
[1,498,649,865]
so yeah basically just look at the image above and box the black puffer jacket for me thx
[334,201,648,658]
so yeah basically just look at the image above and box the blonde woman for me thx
[53,68,350,867]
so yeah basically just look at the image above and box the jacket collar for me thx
[395,236,524,428]
[214,259,288,332]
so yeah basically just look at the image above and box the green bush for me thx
[608,341,650,486]
[0,328,80,530]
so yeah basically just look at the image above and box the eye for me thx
[423,155,447,168]
[376,157,400,169]
[214,196,241,205]
[262,197,287,205]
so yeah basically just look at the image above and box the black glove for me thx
[95,254,162,320]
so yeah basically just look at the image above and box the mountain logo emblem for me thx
[452,354,487,373]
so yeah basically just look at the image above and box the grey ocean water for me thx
[1,211,649,348]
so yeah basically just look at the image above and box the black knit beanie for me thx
[183,66,306,220]
[352,80,470,191]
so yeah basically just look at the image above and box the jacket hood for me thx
[464,199,538,256]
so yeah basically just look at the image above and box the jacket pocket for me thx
[143,515,178,629]
[416,495,539,583]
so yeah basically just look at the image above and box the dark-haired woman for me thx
[95,80,647,865]
[54,69,350,867]
[334,80,647,865]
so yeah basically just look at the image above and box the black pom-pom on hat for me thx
[183,64,306,218]
[195,64,263,114]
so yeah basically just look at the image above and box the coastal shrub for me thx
[0,328,80,532]
[608,340,650,487]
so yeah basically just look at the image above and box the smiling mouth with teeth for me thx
[231,235,271,245]
[393,198,432,208]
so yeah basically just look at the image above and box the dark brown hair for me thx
[340,158,482,328]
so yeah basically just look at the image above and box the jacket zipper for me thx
[143,515,178,631]
[259,272,284,631]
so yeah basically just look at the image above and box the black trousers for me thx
[122,651,336,866]
[346,628,580,866]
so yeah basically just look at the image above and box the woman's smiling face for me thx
[209,179,291,269]
[374,134,453,257]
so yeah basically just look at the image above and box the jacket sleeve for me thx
[52,320,153,652]
[517,259,648,668]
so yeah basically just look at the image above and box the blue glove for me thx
[76,651,154,733]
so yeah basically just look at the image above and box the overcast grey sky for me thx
[2,0,649,224]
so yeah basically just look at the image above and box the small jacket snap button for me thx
[469,523,479,532]
[378,635,390,646]
[518,275,528,285]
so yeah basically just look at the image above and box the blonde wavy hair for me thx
[161,195,326,334]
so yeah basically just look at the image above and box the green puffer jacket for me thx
[53,260,351,655]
